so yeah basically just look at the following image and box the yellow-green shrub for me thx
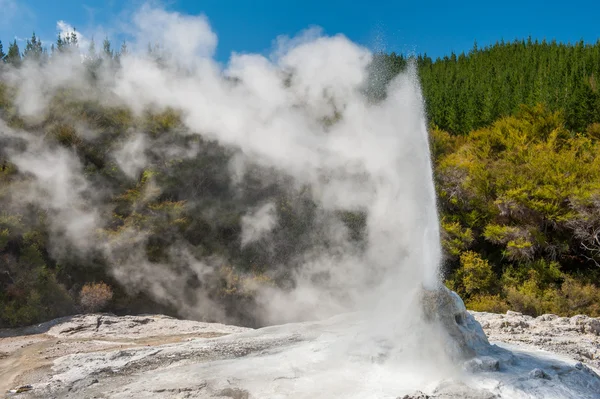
[441,219,473,258]
[465,294,510,313]
[460,251,495,296]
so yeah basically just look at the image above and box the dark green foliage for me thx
[103,38,113,59]
[0,40,5,63]
[23,32,44,62]
[5,40,21,66]
[0,214,75,327]
[374,39,600,134]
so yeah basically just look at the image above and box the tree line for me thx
[0,31,128,66]
[4,32,600,136]
[371,38,600,134]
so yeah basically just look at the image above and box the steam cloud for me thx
[0,3,444,358]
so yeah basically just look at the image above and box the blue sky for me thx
[1,0,598,61]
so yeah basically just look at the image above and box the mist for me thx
[0,3,445,366]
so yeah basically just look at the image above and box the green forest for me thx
[1,34,600,328]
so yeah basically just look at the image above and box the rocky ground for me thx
[0,310,599,398]
[0,314,250,397]
[475,311,600,371]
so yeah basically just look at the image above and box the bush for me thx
[441,220,474,259]
[465,294,510,313]
[502,273,600,317]
[460,251,495,295]
[79,282,113,313]
[554,276,600,316]
[504,279,550,315]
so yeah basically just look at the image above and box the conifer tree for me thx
[56,28,79,53]
[70,30,78,47]
[88,37,97,60]
[102,37,113,59]
[5,39,21,66]
[120,41,128,57]
[56,33,64,51]
[23,32,44,62]
[0,40,5,62]
[114,41,128,64]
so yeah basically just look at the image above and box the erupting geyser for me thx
[2,6,600,398]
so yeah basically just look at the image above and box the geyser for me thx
[3,6,600,398]
[0,0,485,373]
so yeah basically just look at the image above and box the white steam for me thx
[0,2,447,382]
[0,120,100,256]
[241,202,278,247]
[113,132,147,179]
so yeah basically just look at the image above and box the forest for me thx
[1,33,600,327]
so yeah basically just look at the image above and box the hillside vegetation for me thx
[1,35,600,327]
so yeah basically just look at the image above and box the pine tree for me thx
[0,40,5,62]
[102,37,113,59]
[88,37,97,59]
[6,39,21,66]
[56,33,64,52]
[120,41,128,57]
[56,28,79,53]
[23,32,44,62]
[70,30,78,47]
[84,37,102,82]
[114,41,128,64]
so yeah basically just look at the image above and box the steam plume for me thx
[1,4,442,349]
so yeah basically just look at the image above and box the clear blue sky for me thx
[2,0,598,61]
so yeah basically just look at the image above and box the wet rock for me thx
[574,362,596,374]
[463,356,500,372]
[432,381,498,398]
[420,286,490,359]
[529,368,551,380]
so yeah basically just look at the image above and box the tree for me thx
[102,37,113,59]
[84,37,102,81]
[56,33,64,51]
[87,37,97,60]
[23,32,44,62]
[5,39,21,66]
[70,30,78,47]
[56,28,79,53]
[114,41,128,64]
[0,40,5,62]
[119,41,129,57]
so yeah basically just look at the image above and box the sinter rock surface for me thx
[1,290,599,399]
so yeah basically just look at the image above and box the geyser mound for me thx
[420,285,491,360]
